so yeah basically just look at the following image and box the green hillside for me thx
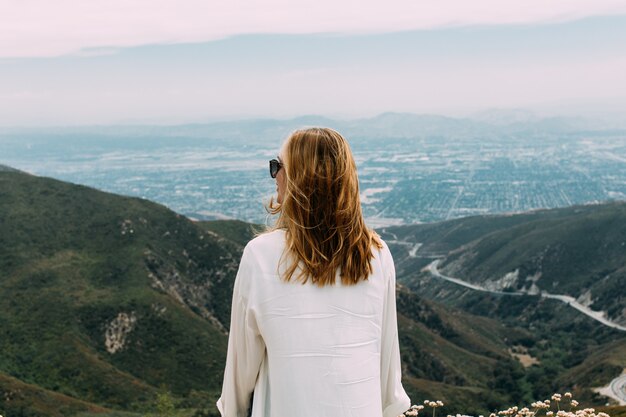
[383,203,626,406]
[383,202,626,324]
[442,203,625,321]
[0,170,241,415]
[1,169,539,416]
[394,285,539,414]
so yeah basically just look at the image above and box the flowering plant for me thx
[398,393,611,417]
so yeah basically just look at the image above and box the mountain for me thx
[2,167,624,416]
[0,167,537,416]
[393,202,626,325]
[0,168,247,416]
[381,202,626,404]
[3,112,623,148]
[471,108,540,126]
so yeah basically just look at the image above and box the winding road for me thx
[422,258,626,404]
[384,232,626,404]
[609,374,626,405]
[382,230,626,332]
[595,373,626,406]
[425,259,626,332]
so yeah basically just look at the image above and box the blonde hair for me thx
[268,127,382,286]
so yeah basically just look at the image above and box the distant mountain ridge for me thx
[2,111,623,142]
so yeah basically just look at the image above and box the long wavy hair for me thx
[268,127,382,286]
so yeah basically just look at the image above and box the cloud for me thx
[2,0,626,58]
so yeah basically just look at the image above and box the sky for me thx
[1,0,626,126]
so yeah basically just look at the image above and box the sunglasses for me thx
[269,159,283,179]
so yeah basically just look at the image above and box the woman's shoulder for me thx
[371,236,394,273]
[247,228,285,246]
[376,235,390,250]
[242,229,286,258]
[372,234,391,255]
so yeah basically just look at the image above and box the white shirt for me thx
[217,229,411,417]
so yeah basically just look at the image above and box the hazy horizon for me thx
[1,107,626,130]
[1,2,626,127]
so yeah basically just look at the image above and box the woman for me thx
[217,127,410,417]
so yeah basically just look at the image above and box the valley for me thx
[1,114,625,226]
[1,114,625,416]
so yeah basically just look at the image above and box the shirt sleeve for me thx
[217,246,266,417]
[380,246,412,417]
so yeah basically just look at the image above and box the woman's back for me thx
[217,127,410,417]
[217,230,409,417]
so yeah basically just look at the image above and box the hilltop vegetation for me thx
[0,170,241,415]
[1,169,624,416]
[440,203,626,323]
[383,202,626,325]
[382,203,626,405]
[0,170,519,416]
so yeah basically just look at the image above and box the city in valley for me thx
[1,115,625,227]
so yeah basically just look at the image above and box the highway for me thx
[424,259,626,332]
